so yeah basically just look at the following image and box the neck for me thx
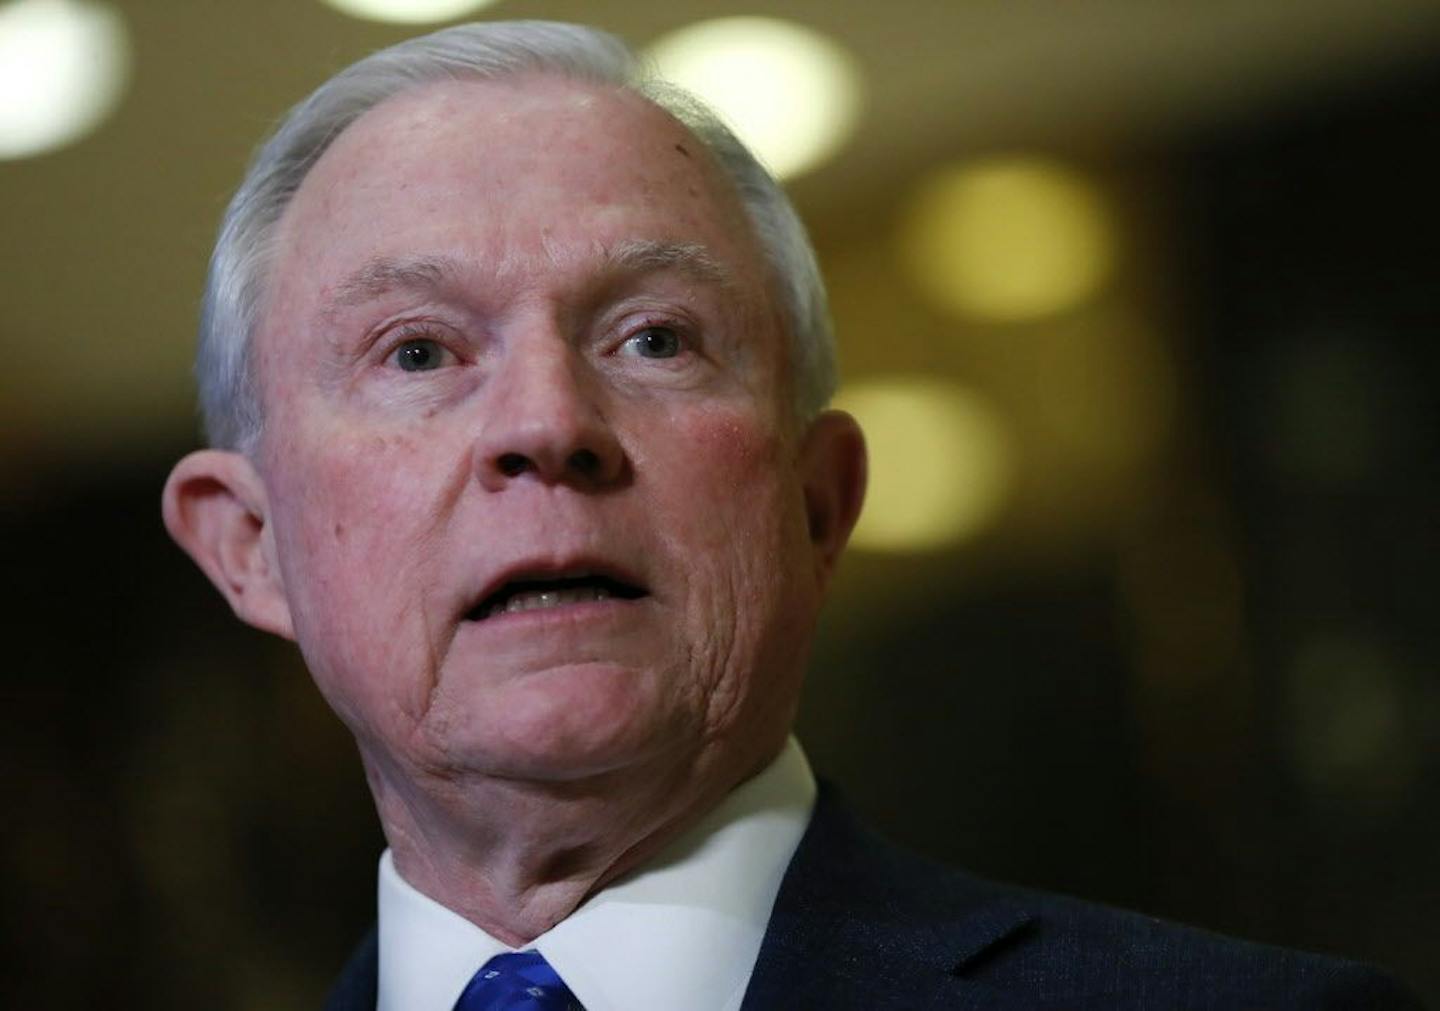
[362,738,779,945]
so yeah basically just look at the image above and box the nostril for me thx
[497,452,530,477]
[569,448,599,475]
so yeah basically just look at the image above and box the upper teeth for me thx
[490,584,614,617]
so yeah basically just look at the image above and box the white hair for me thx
[196,20,836,451]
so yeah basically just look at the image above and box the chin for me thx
[426,660,694,783]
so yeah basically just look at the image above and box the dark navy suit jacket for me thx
[324,784,1424,1010]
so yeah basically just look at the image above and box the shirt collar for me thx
[378,737,816,1011]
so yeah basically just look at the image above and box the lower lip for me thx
[465,595,648,628]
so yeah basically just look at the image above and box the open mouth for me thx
[466,572,648,621]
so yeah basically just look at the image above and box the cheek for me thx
[645,405,814,708]
[279,434,430,574]
[656,407,795,545]
[265,425,465,721]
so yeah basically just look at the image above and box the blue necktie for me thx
[452,950,584,1011]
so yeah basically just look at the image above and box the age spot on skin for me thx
[674,143,691,159]
[334,522,345,540]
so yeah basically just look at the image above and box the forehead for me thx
[265,75,769,316]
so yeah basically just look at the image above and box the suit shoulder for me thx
[787,786,1424,1009]
[977,879,1425,1009]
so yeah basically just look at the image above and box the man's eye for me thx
[392,338,449,372]
[623,326,683,359]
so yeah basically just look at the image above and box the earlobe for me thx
[799,409,868,585]
[161,449,295,640]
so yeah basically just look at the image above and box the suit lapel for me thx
[741,784,1040,1011]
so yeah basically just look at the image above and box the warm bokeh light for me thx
[899,157,1114,322]
[317,0,498,25]
[835,377,1012,552]
[646,16,861,180]
[0,0,128,160]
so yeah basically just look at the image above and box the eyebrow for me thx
[325,254,461,313]
[321,239,735,320]
[598,238,734,289]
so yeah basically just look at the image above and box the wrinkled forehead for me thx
[264,75,773,318]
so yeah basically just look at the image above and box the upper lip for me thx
[464,557,649,620]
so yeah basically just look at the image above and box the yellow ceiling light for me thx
[318,0,498,24]
[646,16,861,180]
[899,157,1114,322]
[835,377,1013,552]
[0,0,128,160]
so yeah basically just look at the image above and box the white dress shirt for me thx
[377,738,817,1011]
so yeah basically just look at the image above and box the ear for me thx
[161,449,295,640]
[798,409,867,586]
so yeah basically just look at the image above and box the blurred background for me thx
[3,0,1438,1006]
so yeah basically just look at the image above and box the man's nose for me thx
[472,340,626,492]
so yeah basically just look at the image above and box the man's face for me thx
[249,77,834,783]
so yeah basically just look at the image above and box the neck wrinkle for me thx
[362,734,781,945]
